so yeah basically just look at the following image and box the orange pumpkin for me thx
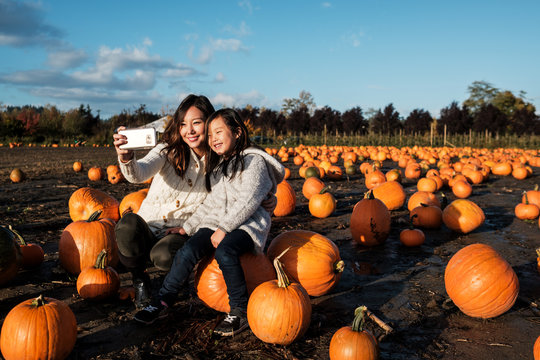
[372,181,406,210]
[515,192,539,220]
[410,203,442,229]
[87,166,104,181]
[442,199,485,234]
[302,177,325,200]
[0,295,77,360]
[535,335,540,360]
[385,168,402,183]
[407,191,441,211]
[445,243,519,318]
[247,252,311,345]
[77,249,120,300]
[522,185,540,208]
[119,188,149,216]
[404,162,422,179]
[274,181,296,217]
[417,177,438,193]
[400,216,425,247]
[350,191,391,246]
[73,161,83,172]
[326,165,343,180]
[15,230,44,269]
[69,187,120,222]
[365,169,386,190]
[9,168,25,183]
[267,230,344,297]
[108,170,124,184]
[59,211,119,274]
[329,306,379,360]
[451,180,473,199]
[491,162,513,176]
[309,187,336,218]
[195,252,276,313]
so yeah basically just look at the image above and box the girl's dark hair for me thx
[160,94,215,178]
[204,108,254,191]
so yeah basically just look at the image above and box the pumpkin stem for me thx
[95,249,108,269]
[409,214,418,229]
[7,225,26,246]
[365,190,375,200]
[87,210,103,222]
[319,186,331,195]
[523,191,529,205]
[334,260,345,273]
[274,247,291,288]
[534,184,538,191]
[536,248,540,258]
[31,294,47,307]
[351,305,368,332]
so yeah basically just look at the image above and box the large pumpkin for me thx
[350,191,391,246]
[69,187,120,222]
[0,225,21,286]
[267,230,344,296]
[0,295,77,360]
[444,243,519,319]
[247,253,311,345]
[119,188,149,216]
[195,252,276,313]
[329,306,379,360]
[372,181,406,210]
[59,211,118,274]
[442,199,485,234]
[273,181,296,217]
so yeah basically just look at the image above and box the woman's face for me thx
[208,116,238,158]
[180,106,206,155]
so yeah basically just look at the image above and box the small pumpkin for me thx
[247,249,312,345]
[108,170,124,184]
[77,249,120,300]
[407,191,441,211]
[329,306,379,360]
[327,165,343,180]
[365,169,386,190]
[69,187,120,222]
[9,168,25,183]
[451,180,473,199]
[304,166,321,179]
[309,187,336,218]
[267,230,344,296]
[73,161,83,172]
[410,203,442,229]
[522,185,540,208]
[399,215,425,247]
[0,295,77,360]
[404,162,422,179]
[385,168,402,183]
[87,166,104,181]
[195,252,276,313]
[535,335,540,360]
[13,228,44,268]
[417,177,438,193]
[445,243,519,318]
[119,188,149,216]
[515,192,540,220]
[442,199,485,234]
[59,210,118,274]
[302,177,325,200]
[274,180,296,217]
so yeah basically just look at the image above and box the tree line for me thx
[1,81,539,144]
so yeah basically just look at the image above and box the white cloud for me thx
[211,90,268,108]
[47,49,88,68]
[143,37,153,47]
[238,0,253,14]
[222,21,251,37]
[322,2,332,8]
[190,38,249,64]
[214,72,226,83]
[343,31,366,47]
[185,33,199,41]
[0,0,64,47]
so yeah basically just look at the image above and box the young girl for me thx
[134,108,285,336]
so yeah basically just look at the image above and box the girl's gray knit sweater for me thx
[182,147,285,252]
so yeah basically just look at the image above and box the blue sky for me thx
[1,0,539,119]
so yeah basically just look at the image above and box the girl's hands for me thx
[211,228,226,248]
[165,227,186,235]
[261,193,278,214]
[113,126,134,163]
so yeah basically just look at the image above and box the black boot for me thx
[132,271,151,309]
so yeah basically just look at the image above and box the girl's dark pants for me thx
[159,227,254,311]
[115,212,188,278]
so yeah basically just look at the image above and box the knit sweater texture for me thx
[182,147,285,252]
[118,143,208,237]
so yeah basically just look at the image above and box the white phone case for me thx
[118,128,157,150]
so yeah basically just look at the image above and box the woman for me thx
[113,94,215,308]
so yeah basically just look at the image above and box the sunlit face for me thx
[180,106,206,156]
[208,116,238,158]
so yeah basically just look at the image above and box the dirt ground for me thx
[0,146,539,360]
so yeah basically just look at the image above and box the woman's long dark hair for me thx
[204,108,254,191]
[161,95,215,178]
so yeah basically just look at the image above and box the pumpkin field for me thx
[1,144,539,360]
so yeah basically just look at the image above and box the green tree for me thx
[370,104,402,134]
[281,90,316,116]
[463,80,499,114]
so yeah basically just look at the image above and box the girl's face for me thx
[180,106,206,156]
[208,116,238,158]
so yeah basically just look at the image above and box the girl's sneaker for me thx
[133,298,169,324]
[213,308,248,336]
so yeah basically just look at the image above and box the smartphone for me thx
[118,128,157,150]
